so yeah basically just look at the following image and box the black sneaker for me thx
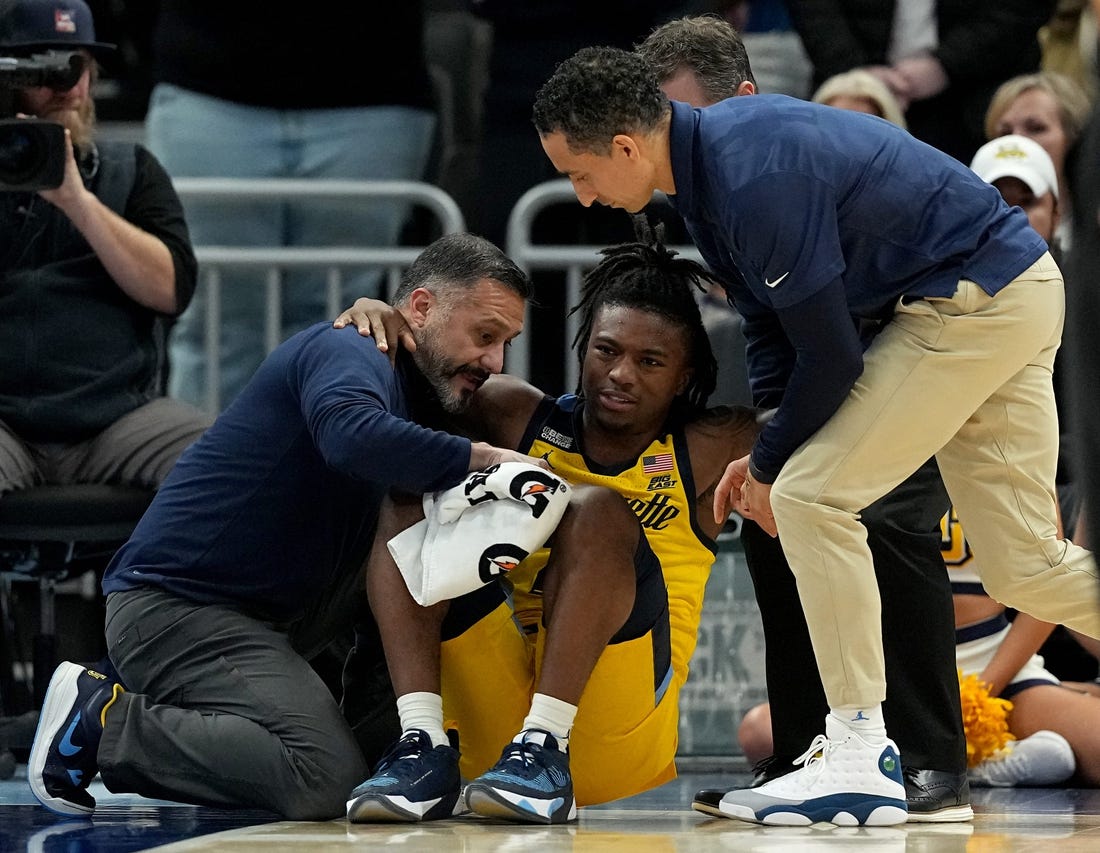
[903,767,974,822]
[465,729,576,824]
[28,662,124,817]
[750,753,799,787]
[692,754,799,816]
[346,729,461,822]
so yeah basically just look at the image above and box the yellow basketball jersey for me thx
[513,395,718,678]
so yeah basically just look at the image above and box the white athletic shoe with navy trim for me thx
[28,661,124,817]
[711,716,908,826]
[465,729,577,824]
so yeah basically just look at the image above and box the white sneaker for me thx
[716,716,908,826]
[968,730,1076,788]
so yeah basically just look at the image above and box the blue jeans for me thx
[146,84,436,409]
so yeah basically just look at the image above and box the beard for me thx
[16,87,97,150]
[413,334,489,415]
[51,95,96,151]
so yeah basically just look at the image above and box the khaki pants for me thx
[771,252,1100,708]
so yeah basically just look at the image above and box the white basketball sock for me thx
[520,693,577,752]
[396,692,448,748]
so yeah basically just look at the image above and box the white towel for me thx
[388,462,571,606]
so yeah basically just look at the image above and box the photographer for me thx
[0,1,208,518]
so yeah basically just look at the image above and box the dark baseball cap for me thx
[0,0,115,58]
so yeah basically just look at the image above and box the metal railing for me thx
[174,177,707,404]
[172,179,465,412]
[505,179,703,387]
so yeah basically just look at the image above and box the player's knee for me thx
[546,484,638,592]
[563,484,639,551]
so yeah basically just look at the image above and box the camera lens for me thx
[0,119,66,190]
[0,122,48,185]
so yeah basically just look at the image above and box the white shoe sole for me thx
[719,796,908,827]
[465,783,577,824]
[906,804,974,823]
[28,662,93,817]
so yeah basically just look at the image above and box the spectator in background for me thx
[984,71,1092,249]
[786,1,1057,164]
[717,0,813,99]
[812,68,908,128]
[0,0,209,501]
[468,1,672,251]
[144,3,437,411]
[1040,0,1098,102]
[986,73,1091,538]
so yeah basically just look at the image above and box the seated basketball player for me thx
[335,223,764,824]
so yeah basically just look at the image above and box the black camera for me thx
[0,51,85,191]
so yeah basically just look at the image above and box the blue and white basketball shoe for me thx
[346,729,462,822]
[707,715,908,826]
[464,729,577,824]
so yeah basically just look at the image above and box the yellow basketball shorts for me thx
[440,599,680,806]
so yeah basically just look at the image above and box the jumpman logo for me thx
[851,710,870,722]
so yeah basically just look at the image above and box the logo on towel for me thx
[479,543,529,582]
[465,464,566,520]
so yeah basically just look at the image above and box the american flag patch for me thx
[642,453,673,473]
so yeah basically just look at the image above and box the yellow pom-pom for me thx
[959,670,1015,767]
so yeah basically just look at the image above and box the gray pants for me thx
[0,397,211,495]
[100,586,368,819]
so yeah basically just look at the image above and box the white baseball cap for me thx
[970,134,1059,200]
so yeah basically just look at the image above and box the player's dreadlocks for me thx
[570,215,721,422]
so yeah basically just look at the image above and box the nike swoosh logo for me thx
[58,712,82,756]
[765,271,790,288]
